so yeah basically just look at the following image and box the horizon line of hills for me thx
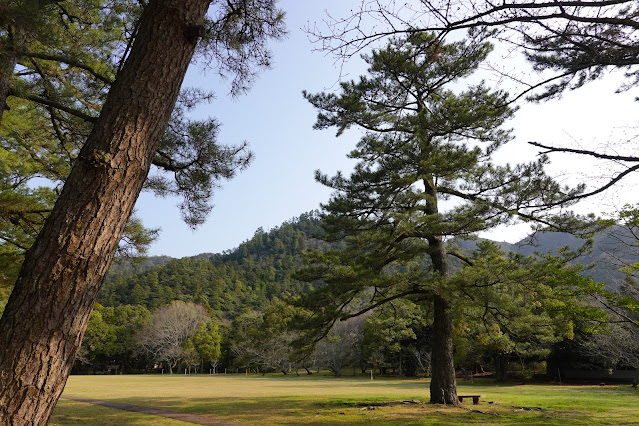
[101,211,637,318]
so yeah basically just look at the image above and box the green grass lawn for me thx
[50,374,639,425]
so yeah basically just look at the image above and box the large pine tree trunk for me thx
[0,1,209,423]
[424,176,458,405]
[430,294,458,404]
[427,235,458,404]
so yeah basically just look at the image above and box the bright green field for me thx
[51,374,639,425]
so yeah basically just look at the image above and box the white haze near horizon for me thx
[133,0,639,258]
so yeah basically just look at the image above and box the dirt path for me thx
[61,396,248,426]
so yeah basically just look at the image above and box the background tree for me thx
[184,320,222,373]
[99,212,325,318]
[452,242,608,381]
[81,307,120,369]
[314,315,365,377]
[135,301,209,374]
[76,303,151,373]
[298,32,584,404]
[361,301,430,377]
[230,299,301,375]
[0,0,285,422]
[598,206,639,281]
[578,320,639,386]
[581,211,639,385]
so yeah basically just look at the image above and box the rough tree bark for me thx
[0,24,23,121]
[0,0,210,423]
[427,236,458,404]
[424,171,458,405]
[431,294,457,404]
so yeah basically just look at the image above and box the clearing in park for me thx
[50,374,639,425]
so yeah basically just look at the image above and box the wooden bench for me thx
[458,395,481,405]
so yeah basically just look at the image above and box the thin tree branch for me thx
[8,89,97,122]
[25,51,114,84]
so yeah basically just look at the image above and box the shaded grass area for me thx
[50,399,188,425]
[52,374,639,425]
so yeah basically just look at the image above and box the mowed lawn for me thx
[51,374,639,425]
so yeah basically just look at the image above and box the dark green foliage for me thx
[297,32,594,403]
[91,211,628,377]
[99,212,325,318]
[76,303,151,374]
[198,0,286,96]
[361,300,431,376]
[296,32,585,343]
[0,0,131,290]
[227,299,306,374]
[451,242,608,374]
[147,100,253,227]
[184,321,222,370]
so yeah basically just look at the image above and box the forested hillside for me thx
[99,212,326,318]
[101,215,636,318]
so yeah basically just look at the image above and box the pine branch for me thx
[8,88,97,122]
[25,51,114,84]
[339,288,431,321]
[447,249,474,266]
[529,141,639,163]
[592,293,639,328]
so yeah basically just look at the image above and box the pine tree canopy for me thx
[298,31,592,404]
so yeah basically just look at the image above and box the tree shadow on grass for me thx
[50,399,186,425]
[111,396,581,425]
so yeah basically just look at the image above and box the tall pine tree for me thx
[0,0,284,422]
[299,32,583,404]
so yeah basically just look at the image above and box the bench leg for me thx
[472,396,479,405]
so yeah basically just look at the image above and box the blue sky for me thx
[134,0,639,258]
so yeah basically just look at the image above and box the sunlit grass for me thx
[50,374,639,425]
